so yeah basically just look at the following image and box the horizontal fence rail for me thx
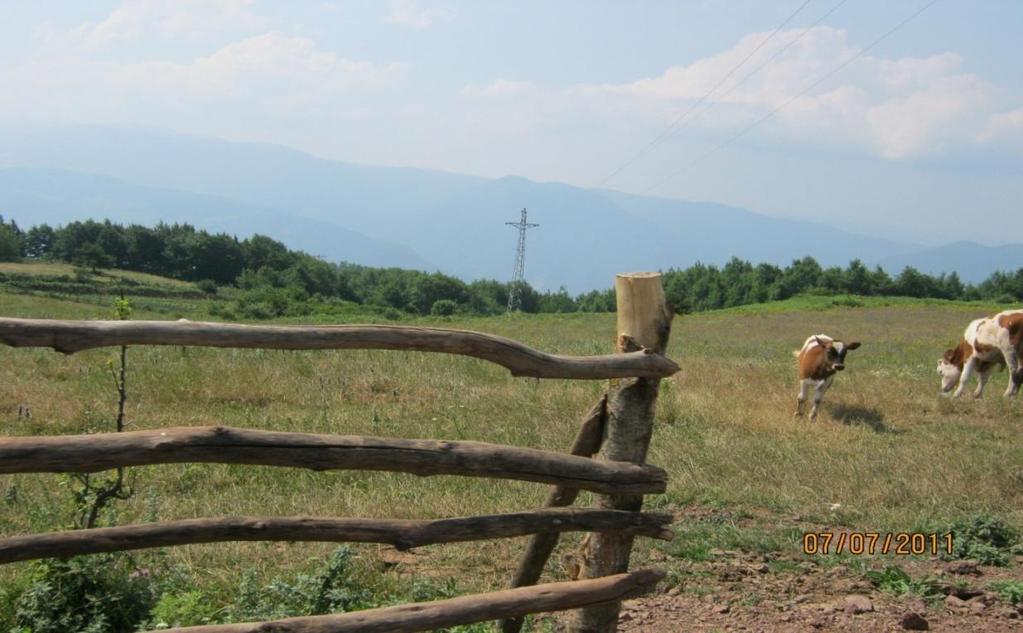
[0,509,674,564]
[0,426,668,495]
[0,318,680,379]
[145,569,665,633]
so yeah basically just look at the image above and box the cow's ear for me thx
[847,341,861,350]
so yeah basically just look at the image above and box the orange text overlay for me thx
[802,532,953,556]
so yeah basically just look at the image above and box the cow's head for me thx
[937,343,965,393]
[816,336,860,372]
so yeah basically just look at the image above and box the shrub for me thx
[147,590,222,629]
[865,565,943,600]
[989,580,1023,605]
[944,515,1022,566]
[227,548,377,620]
[12,554,157,633]
[196,279,218,295]
[430,299,458,316]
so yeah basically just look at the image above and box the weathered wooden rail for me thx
[155,569,665,633]
[0,272,676,633]
[0,509,674,564]
[0,426,666,494]
[0,318,679,379]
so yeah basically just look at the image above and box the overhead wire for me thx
[644,0,941,194]
[594,0,815,188]
[693,0,851,123]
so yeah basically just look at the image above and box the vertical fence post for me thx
[570,272,673,633]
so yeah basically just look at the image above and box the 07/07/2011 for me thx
[802,531,953,556]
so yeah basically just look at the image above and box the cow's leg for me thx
[974,366,993,398]
[952,356,978,398]
[809,378,831,421]
[794,380,810,418]
[1003,349,1021,397]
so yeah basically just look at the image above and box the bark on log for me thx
[500,396,608,633]
[0,318,679,379]
[0,426,667,495]
[0,508,673,565]
[145,569,664,633]
[572,272,674,633]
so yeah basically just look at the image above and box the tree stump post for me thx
[570,272,673,633]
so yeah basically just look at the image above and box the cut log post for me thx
[144,568,665,633]
[571,272,674,633]
[0,508,674,565]
[499,396,608,633]
[0,318,679,380]
[0,426,667,495]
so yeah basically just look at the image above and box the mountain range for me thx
[0,126,1019,291]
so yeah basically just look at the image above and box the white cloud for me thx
[182,34,404,96]
[67,0,267,49]
[0,33,405,123]
[460,79,535,98]
[387,0,456,30]
[580,27,1001,160]
[448,27,1013,163]
[980,107,1023,142]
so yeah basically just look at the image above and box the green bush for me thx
[944,515,1022,566]
[430,299,458,316]
[11,554,157,633]
[147,590,222,628]
[865,565,943,600]
[227,548,378,620]
[989,580,1023,605]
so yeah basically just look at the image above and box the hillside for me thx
[878,241,1023,283]
[0,168,433,270]
[9,126,1020,291]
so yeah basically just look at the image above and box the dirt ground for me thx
[542,505,1023,632]
[613,554,1023,632]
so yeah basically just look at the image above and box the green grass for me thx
[0,261,194,288]
[865,564,944,600]
[0,286,1021,607]
[989,579,1023,605]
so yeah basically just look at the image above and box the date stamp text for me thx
[802,532,953,556]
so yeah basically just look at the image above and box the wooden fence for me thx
[0,272,677,633]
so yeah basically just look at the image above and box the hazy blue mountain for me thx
[598,189,917,268]
[0,125,484,237]
[876,241,1023,283]
[1,125,1018,291]
[328,174,924,291]
[0,168,433,270]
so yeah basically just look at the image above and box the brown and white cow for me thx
[793,335,861,420]
[937,309,1023,398]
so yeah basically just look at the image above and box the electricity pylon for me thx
[505,208,538,312]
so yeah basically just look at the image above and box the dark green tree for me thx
[24,224,55,259]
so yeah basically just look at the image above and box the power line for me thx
[595,0,814,188]
[698,0,851,119]
[645,0,940,194]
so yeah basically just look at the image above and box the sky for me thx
[1,0,1021,245]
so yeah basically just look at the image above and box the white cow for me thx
[937,309,1023,398]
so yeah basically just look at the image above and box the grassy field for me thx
[0,262,195,288]
[0,279,1020,623]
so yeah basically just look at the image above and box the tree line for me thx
[2,216,1020,317]
[661,256,1022,313]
